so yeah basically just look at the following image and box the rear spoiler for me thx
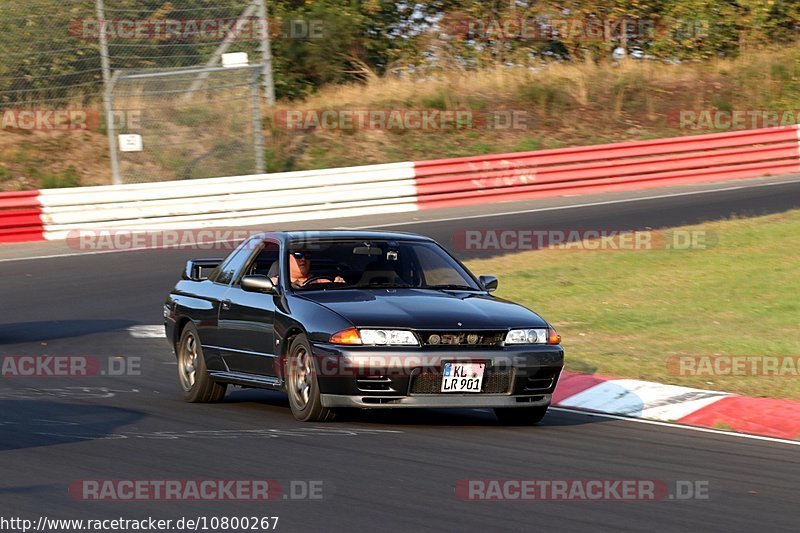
[182,258,222,281]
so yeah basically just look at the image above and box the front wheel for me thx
[285,334,335,422]
[177,323,227,403]
[494,405,549,426]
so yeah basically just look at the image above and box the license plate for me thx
[441,362,485,392]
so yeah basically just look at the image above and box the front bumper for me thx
[310,342,564,408]
[321,393,551,409]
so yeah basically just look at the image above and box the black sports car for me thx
[164,231,564,424]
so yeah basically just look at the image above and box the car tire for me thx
[286,334,335,422]
[493,405,549,426]
[177,322,227,403]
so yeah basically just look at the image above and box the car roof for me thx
[255,230,435,243]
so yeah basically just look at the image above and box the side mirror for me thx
[479,275,498,292]
[241,275,277,294]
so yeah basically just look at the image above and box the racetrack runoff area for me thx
[463,208,800,401]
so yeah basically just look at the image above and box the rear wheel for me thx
[493,405,549,426]
[286,334,335,422]
[177,323,227,403]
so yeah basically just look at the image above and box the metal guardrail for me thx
[0,162,416,242]
[0,192,45,242]
[2,126,799,243]
[413,125,800,209]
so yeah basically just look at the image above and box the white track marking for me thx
[340,179,800,229]
[0,178,797,263]
[127,325,166,338]
[550,407,800,447]
[0,242,237,263]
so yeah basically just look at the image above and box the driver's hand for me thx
[334,276,345,283]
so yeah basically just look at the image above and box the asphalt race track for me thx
[1,177,799,532]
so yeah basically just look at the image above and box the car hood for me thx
[296,288,548,329]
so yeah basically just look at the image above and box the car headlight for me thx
[360,329,419,346]
[505,328,561,345]
[329,328,419,346]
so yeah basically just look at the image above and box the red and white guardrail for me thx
[2,125,799,243]
[414,124,800,209]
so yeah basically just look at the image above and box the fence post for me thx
[258,0,276,105]
[251,70,266,174]
[182,1,260,101]
[96,0,121,186]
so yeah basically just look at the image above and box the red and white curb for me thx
[553,370,800,440]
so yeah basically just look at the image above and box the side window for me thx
[215,245,255,285]
[236,241,280,284]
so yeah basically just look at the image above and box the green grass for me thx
[34,166,81,188]
[464,211,800,400]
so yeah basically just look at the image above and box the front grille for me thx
[483,368,512,393]
[409,372,441,394]
[409,367,512,394]
[419,330,505,347]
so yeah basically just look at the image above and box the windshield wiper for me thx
[422,284,480,291]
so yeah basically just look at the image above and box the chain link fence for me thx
[0,0,273,186]
[113,65,264,182]
[0,1,100,109]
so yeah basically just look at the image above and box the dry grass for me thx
[299,47,794,110]
[274,45,800,171]
[1,44,799,189]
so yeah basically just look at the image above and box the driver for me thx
[271,251,345,287]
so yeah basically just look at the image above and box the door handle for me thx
[221,299,232,311]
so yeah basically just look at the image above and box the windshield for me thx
[284,239,480,291]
